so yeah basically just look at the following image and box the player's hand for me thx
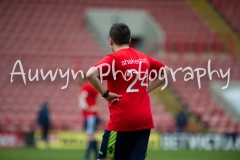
[105,92,122,104]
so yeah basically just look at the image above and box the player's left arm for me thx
[86,67,122,104]
[147,66,170,93]
[146,55,170,93]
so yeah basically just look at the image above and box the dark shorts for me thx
[98,129,150,160]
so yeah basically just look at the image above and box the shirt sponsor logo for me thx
[121,58,148,66]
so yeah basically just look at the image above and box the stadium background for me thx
[0,0,240,159]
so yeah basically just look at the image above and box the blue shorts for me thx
[84,116,100,134]
[98,129,150,160]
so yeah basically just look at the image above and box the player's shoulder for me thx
[109,48,145,57]
[108,48,127,57]
[130,48,152,62]
[106,51,122,61]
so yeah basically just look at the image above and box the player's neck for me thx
[113,45,129,52]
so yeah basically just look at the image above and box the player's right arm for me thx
[86,67,106,96]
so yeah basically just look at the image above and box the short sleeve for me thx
[147,56,165,78]
[94,55,113,80]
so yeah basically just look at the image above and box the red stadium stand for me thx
[0,0,222,55]
[210,0,240,37]
[166,57,240,134]
[0,0,239,133]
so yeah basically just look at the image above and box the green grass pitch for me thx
[0,148,239,160]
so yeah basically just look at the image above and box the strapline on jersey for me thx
[121,58,148,66]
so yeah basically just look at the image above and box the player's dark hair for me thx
[109,23,131,45]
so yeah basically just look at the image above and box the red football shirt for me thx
[94,48,165,131]
[79,82,99,119]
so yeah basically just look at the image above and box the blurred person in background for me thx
[37,100,51,143]
[78,74,100,160]
[176,106,188,132]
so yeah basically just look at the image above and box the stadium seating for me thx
[165,57,240,134]
[0,0,239,133]
[0,0,222,55]
[210,0,240,37]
